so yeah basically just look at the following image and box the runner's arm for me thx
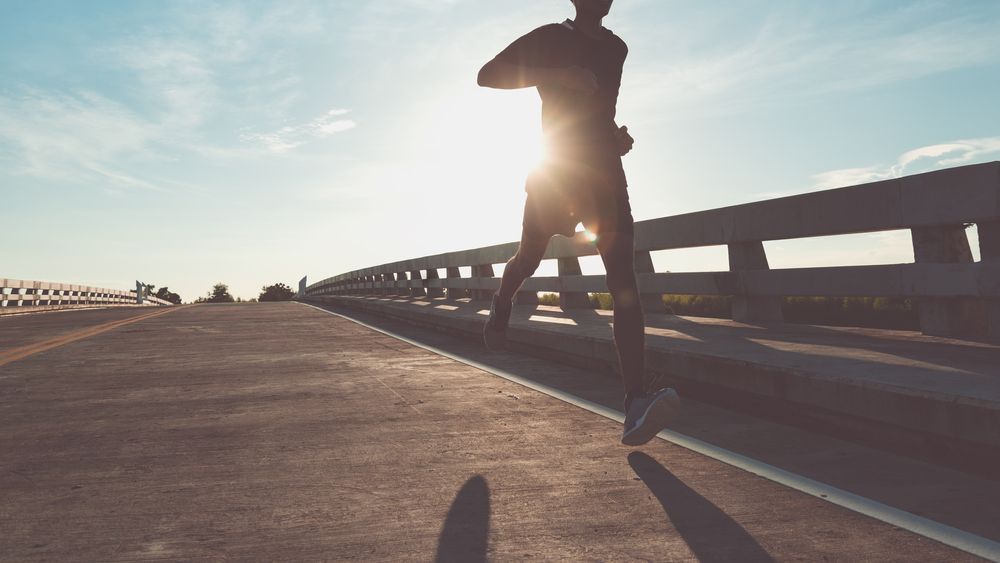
[477,60,555,89]
[478,61,598,94]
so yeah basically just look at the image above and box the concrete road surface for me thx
[1,303,994,561]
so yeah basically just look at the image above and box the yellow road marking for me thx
[0,306,190,367]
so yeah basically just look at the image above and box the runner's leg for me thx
[596,229,646,399]
[497,227,550,303]
[496,186,559,303]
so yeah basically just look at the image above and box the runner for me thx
[477,0,679,446]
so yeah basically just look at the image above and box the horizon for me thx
[3,1,999,300]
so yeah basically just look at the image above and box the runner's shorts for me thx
[521,163,634,239]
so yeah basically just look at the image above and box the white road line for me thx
[301,302,1000,562]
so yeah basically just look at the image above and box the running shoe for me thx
[621,388,680,446]
[483,293,512,351]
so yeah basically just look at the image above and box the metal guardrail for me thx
[1,278,172,314]
[306,162,1000,340]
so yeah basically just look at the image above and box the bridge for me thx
[2,279,173,314]
[3,163,1000,561]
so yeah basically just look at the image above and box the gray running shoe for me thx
[483,293,512,351]
[621,388,680,446]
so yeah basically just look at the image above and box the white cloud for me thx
[624,7,1000,120]
[111,42,217,131]
[240,109,357,153]
[812,137,1000,190]
[0,2,342,193]
[0,89,169,192]
[106,2,327,134]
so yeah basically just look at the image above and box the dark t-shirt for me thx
[495,20,628,188]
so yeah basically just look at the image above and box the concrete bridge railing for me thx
[306,161,1000,341]
[1,278,172,314]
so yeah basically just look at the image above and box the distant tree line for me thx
[196,283,236,303]
[144,284,182,305]
[259,283,295,302]
[190,282,298,304]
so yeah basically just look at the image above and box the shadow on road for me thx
[303,301,1000,543]
[435,474,491,562]
[629,452,774,563]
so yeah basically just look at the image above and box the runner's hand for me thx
[555,66,599,95]
[616,125,634,156]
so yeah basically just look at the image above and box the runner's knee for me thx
[606,269,640,308]
[509,250,543,277]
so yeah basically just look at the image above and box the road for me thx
[1,303,996,561]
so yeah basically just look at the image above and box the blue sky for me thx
[2,0,999,301]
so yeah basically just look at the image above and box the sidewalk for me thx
[314,295,1000,459]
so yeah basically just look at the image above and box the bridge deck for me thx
[0,303,995,561]
[318,295,1000,456]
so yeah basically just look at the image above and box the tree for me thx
[202,282,235,303]
[259,282,296,302]
[154,286,182,305]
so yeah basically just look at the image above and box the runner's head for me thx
[571,0,613,19]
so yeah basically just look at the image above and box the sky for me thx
[2,0,999,301]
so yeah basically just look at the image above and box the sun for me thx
[385,87,549,227]
[421,88,547,179]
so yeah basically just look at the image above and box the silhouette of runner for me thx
[478,0,679,445]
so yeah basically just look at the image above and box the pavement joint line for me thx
[0,305,190,368]
[301,301,1000,562]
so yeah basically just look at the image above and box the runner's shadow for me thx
[435,475,490,562]
[629,452,774,563]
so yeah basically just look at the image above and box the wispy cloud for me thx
[0,2,338,193]
[0,88,168,192]
[107,2,327,134]
[812,137,1000,189]
[240,109,357,153]
[624,5,1000,119]
[110,42,217,132]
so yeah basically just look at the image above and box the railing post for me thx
[515,287,539,306]
[425,268,445,298]
[383,273,394,296]
[409,270,426,298]
[634,250,665,313]
[558,257,592,309]
[979,220,1000,342]
[446,267,467,300]
[728,241,783,322]
[911,224,982,337]
[394,272,407,297]
[471,264,495,301]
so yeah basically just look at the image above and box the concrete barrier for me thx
[0,278,172,315]
[306,162,1000,341]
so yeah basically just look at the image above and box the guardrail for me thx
[305,162,1000,341]
[1,278,172,314]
